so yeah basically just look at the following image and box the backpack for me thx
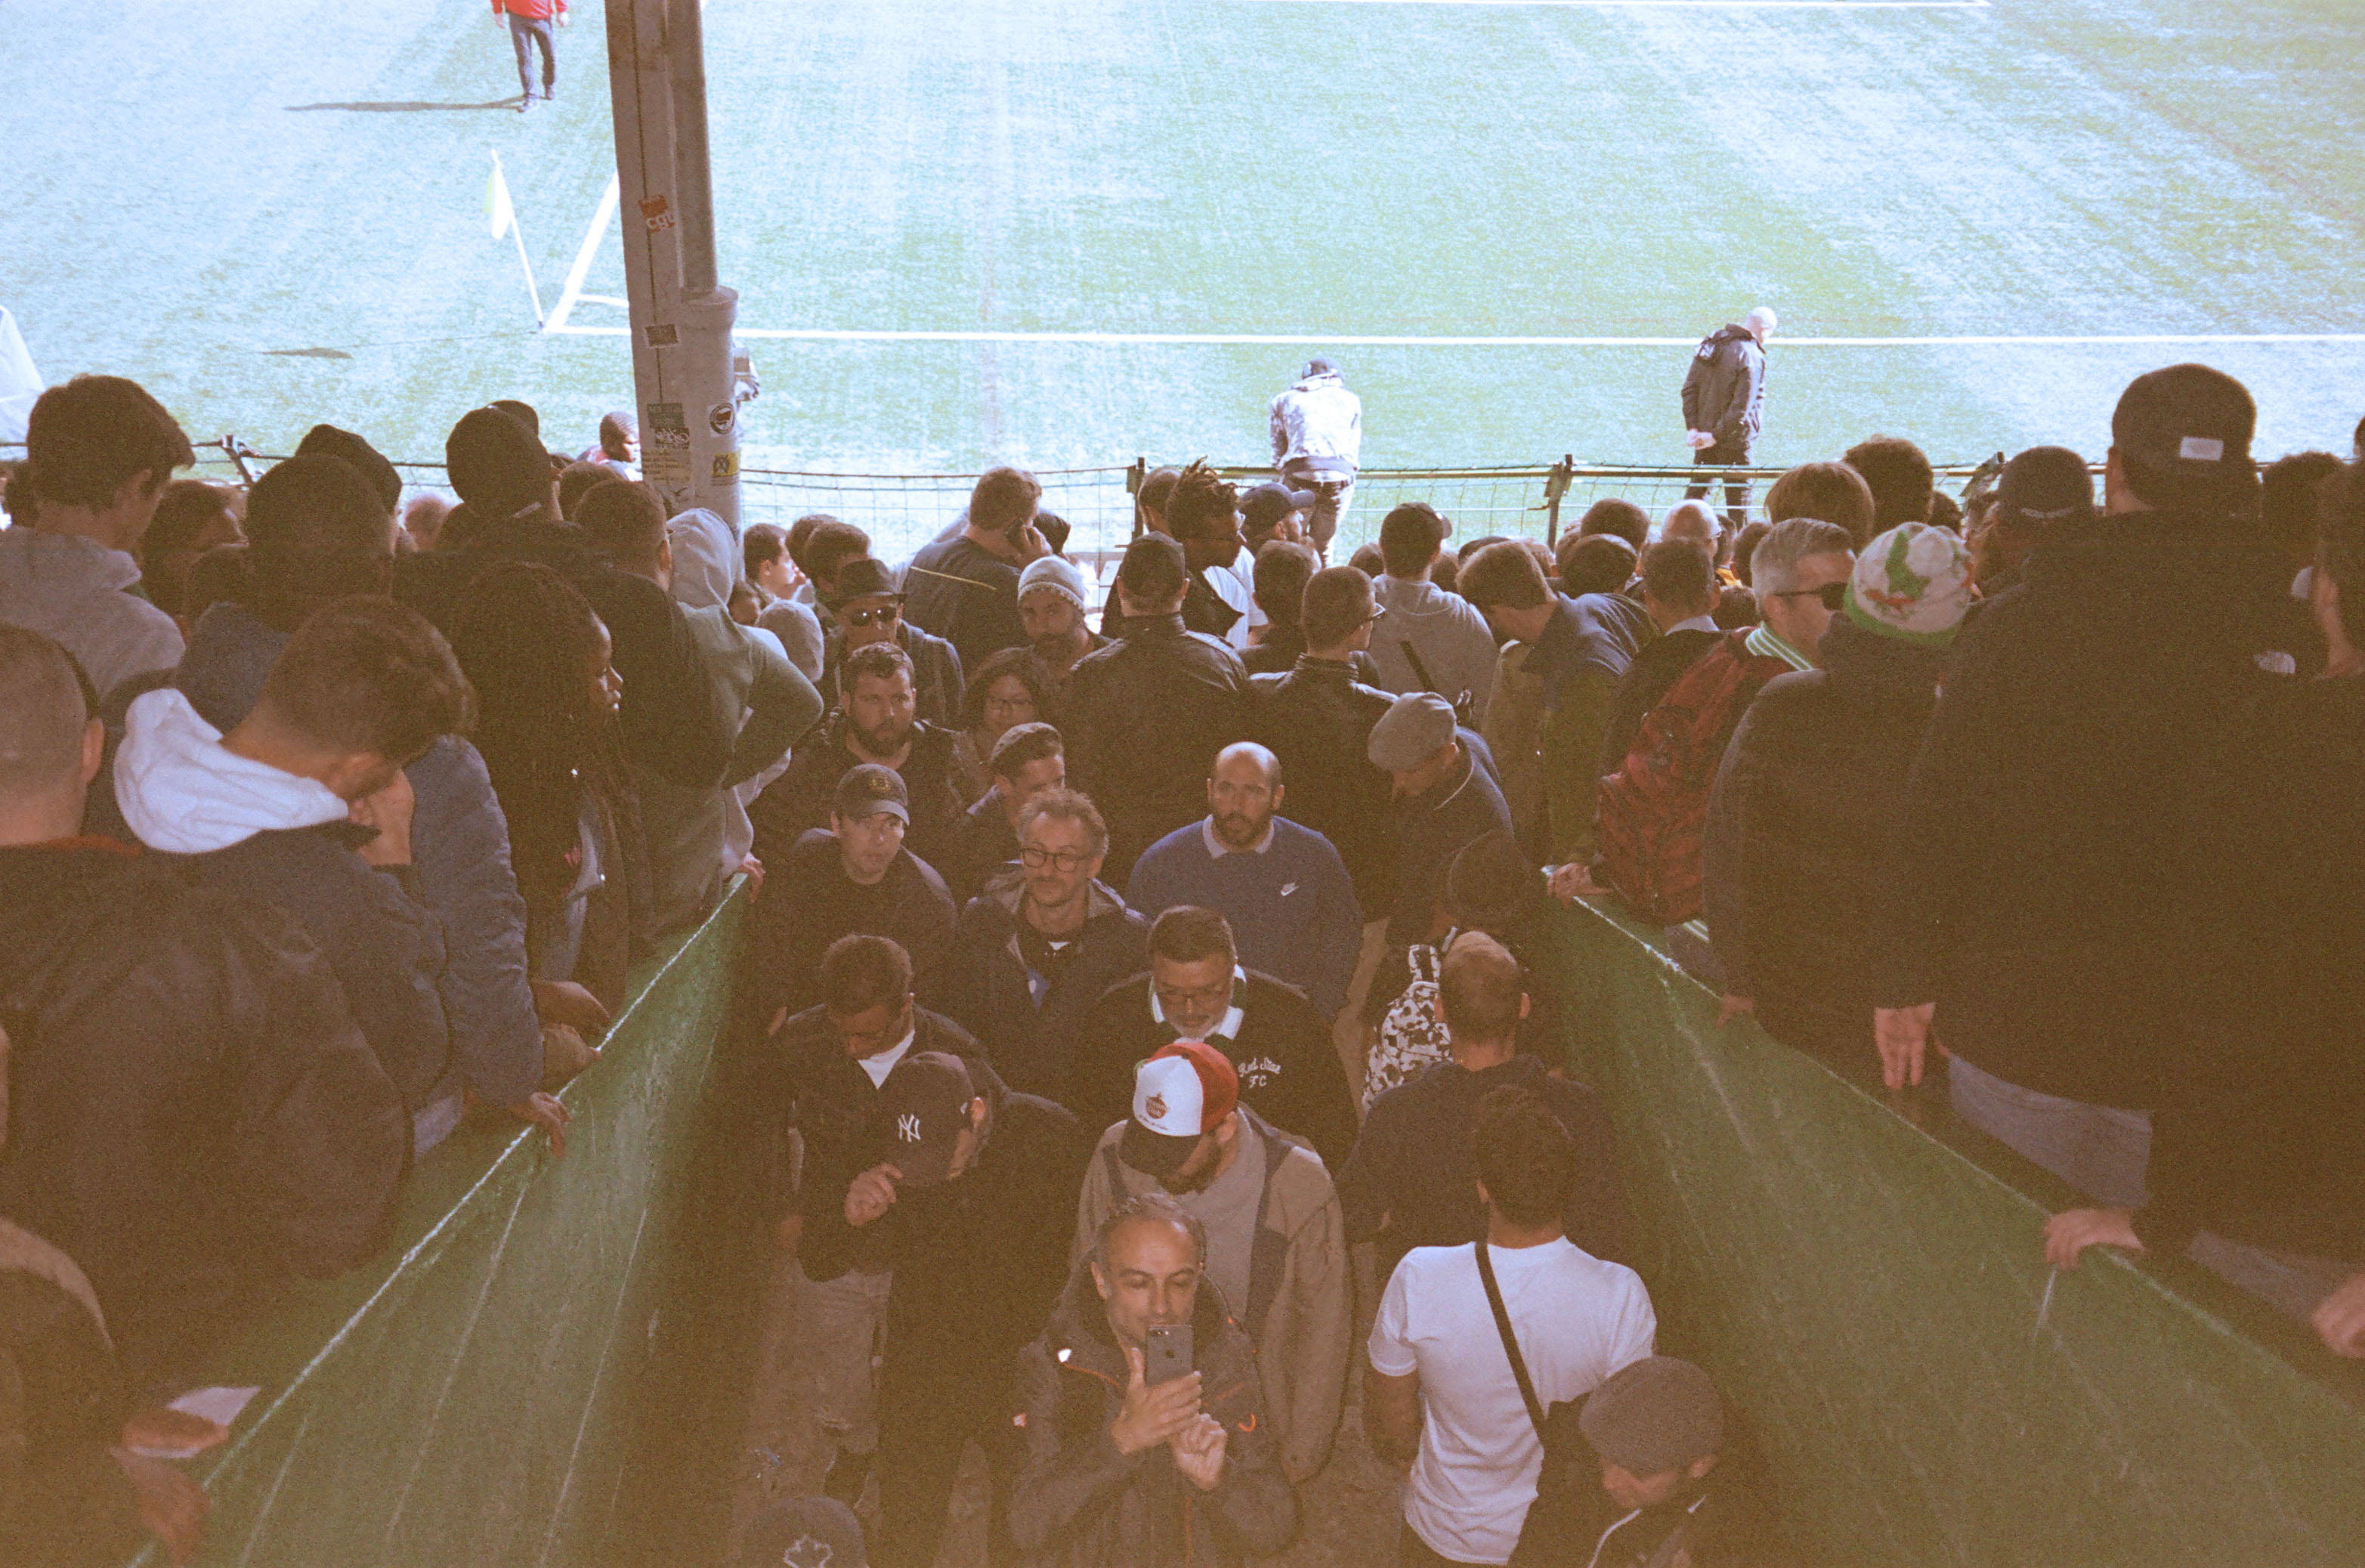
[1594,632,1792,927]
[1364,932,1455,1109]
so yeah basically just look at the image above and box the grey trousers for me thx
[1946,1054,2152,1209]
[509,16,555,100]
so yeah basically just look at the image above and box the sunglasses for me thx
[1772,582,1850,611]
[842,605,901,628]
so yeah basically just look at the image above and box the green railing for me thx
[1538,895,2365,1567]
[127,887,764,1568]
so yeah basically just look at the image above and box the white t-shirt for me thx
[1369,1239,1656,1566]
[855,1031,916,1087]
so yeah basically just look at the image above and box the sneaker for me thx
[518,94,535,113]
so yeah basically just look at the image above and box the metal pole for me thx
[602,0,740,528]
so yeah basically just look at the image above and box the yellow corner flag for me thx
[487,156,516,241]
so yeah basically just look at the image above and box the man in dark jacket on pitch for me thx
[172,450,554,1133]
[394,406,731,792]
[1071,907,1358,1172]
[1009,1195,1299,1568]
[802,1050,1090,1568]
[0,626,407,1386]
[1067,534,1250,886]
[1872,364,2317,1210]
[1680,308,1774,529]
[923,788,1148,1104]
[1705,523,1972,1065]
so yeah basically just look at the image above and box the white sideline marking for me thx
[542,324,2365,347]
[543,173,620,336]
[1232,1,1989,8]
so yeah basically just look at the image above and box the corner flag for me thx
[487,157,517,241]
[484,153,545,329]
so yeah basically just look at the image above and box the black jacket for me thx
[1248,654,1401,916]
[1072,971,1359,1171]
[818,621,966,731]
[802,1076,1092,1396]
[771,1006,993,1226]
[903,535,1027,676]
[1339,1054,1624,1279]
[0,842,407,1385]
[1067,614,1251,883]
[942,790,1021,908]
[1007,1260,1298,1568]
[0,1219,139,1568]
[748,713,967,874]
[1678,325,1767,451]
[1872,509,2309,1106]
[1703,616,1945,1061]
[394,511,731,790]
[1387,728,1513,951]
[922,877,1149,1105]
[744,829,957,1028]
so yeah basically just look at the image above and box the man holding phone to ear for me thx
[1010,1193,1299,1566]
[904,467,1055,674]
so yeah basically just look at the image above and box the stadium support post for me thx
[603,0,742,528]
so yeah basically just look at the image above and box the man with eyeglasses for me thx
[926,788,1149,1106]
[818,555,966,728]
[1073,906,1358,1174]
[1591,519,1856,926]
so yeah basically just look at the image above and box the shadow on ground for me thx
[284,100,518,113]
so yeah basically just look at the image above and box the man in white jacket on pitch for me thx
[1269,357,1362,561]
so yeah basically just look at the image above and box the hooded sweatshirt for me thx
[0,527,184,705]
[174,601,546,1111]
[113,688,456,1111]
[637,509,823,932]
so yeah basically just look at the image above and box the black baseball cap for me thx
[871,1051,978,1186]
[2110,363,2259,509]
[833,764,910,824]
[1242,481,1316,533]
[1995,446,2096,527]
[829,556,903,605]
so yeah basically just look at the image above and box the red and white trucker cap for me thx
[1119,1041,1239,1180]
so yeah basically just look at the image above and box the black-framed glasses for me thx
[1020,846,1093,872]
[843,605,901,628]
[1773,582,1849,611]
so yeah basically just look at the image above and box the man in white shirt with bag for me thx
[1365,1083,1656,1566]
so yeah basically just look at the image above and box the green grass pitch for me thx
[6,0,2360,528]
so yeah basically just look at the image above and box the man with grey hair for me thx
[1658,498,1722,552]
[1680,307,1776,529]
[1009,1191,1298,1564]
[1125,741,1363,1018]
[1595,518,1853,926]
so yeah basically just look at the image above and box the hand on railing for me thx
[533,977,613,1037]
[510,1092,572,1158]
[2043,1208,2141,1269]
[2310,1274,2365,1358]
[109,1448,210,1565]
[1874,1004,1935,1089]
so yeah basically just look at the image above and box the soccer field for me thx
[6,0,2361,525]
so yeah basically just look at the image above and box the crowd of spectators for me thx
[1,358,2359,1568]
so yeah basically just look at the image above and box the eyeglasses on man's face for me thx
[1771,582,1849,611]
[1020,845,1093,872]
[844,605,902,629]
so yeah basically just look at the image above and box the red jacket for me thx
[492,0,566,20]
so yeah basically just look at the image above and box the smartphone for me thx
[1143,1322,1194,1387]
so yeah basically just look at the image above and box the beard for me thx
[1212,812,1263,849]
[854,716,910,757]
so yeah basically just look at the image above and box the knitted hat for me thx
[1842,522,1974,647]
[444,407,550,516]
[1579,1357,1724,1477]
[1018,554,1090,614]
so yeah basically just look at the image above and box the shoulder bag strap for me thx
[1400,638,1440,696]
[1475,1241,1551,1443]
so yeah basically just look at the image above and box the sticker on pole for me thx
[710,451,740,484]
[639,194,676,233]
[709,402,735,436]
[644,323,679,348]
[644,401,691,486]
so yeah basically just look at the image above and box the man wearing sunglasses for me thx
[1593,519,1854,927]
[818,555,966,728]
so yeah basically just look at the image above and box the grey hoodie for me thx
[0,527,183,704]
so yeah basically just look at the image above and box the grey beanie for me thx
[1367,692,1458,772]
[1578,1357,1724,1477]
[1018,554,1090,614]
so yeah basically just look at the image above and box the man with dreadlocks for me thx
[450,560,654,1012]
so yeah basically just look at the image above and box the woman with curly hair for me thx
[450,560,651,1007]
[949,644,1055,804]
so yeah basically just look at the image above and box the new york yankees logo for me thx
[898,1112,922,1143]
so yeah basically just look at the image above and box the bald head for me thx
[1745,306,1778,342]
[0,626,103,841]
[1207,741,1284,851]
[1660,499,1720,549]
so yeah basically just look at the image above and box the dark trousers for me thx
[876,1369,1022,1568]
[1283,460,1356,556]
[509,15,556,99]
[1684,439,1753,530]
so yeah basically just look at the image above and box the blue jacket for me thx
[1125,817,1361,1019]
[176,603,544,1109]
